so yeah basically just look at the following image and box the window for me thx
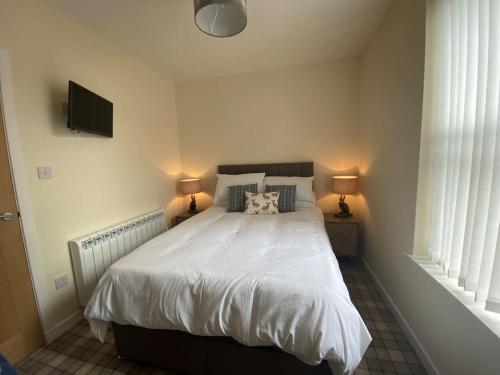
[416,0,500,314]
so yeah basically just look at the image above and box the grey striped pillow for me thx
[265,184,297,213]
[227,183,258,212]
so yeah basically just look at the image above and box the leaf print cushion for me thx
[243,191,280,215]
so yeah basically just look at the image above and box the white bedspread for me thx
[84,207,371,374]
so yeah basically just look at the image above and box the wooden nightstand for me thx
[323,213,359,257]
[175,211,199,226]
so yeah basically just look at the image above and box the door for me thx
[0,92,44,363]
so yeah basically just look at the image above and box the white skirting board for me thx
[44,309,83,343]
[361,257,440,375]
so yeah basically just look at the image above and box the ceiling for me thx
[40,0,393,81]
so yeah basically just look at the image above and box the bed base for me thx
[112,323,331,375]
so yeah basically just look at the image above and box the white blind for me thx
[421,0,500,313]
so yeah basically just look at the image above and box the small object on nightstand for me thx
[175,211,200,226]
[331,176,358,217]
[324,213,359,257]
[181,178,202,214]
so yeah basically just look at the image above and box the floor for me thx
[16,260,427,375]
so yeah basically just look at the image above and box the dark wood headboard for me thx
[218,162,313,177]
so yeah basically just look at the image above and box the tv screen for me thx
[68,81,113,138]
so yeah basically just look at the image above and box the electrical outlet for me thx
[54,274,68,290]
[37,166,52,180]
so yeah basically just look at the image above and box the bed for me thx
[84,162,371,375]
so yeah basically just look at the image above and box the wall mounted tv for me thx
[68,81,113,138]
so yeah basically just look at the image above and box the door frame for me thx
[0,49,48,337]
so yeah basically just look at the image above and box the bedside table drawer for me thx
[175,211,203,226]
[175,216,191,225]
[325,221,358,257]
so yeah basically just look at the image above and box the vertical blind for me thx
[422,0,500,313]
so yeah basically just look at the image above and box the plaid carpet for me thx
[17,260,427,374]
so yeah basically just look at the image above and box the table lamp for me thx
[331,176,358,218]
[181,178,201,213]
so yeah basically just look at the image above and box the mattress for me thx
[84,207,371,375]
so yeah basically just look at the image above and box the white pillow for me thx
[263,176,315,203]
[214,173,265,206]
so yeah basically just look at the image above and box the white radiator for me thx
[69,209,167,307]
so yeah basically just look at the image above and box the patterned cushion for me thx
[227,184,258,212]
[265,184,296,213]
[243,191,280,215]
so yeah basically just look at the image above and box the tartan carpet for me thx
[17,260,427,375]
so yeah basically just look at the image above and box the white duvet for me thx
[85,207,371,374]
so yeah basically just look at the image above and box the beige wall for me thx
[0,0,182,333]
[175,58,362,213]
[359,1,500,374]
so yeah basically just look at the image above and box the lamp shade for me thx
[331,176,358,195]
[181,178,201,195]
[194,0,247,38]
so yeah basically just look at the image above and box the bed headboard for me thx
[218,162,313,177]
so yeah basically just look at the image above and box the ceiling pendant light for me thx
[194,0,247,38]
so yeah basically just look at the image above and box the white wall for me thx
[175,58,362,213]
[0,0,182,334]
[359,1,500,374]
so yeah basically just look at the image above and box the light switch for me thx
[54,274,68,290]
[37,166,52,180]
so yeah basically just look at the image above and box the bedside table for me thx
[175,211,199,226]
[323,213,359,257]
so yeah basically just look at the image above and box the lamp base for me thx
[335,194,352,218]
[334,212,352,218]
[188,194,198,214]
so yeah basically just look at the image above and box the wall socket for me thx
[37,166,52,180]
[54,273,68,290]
